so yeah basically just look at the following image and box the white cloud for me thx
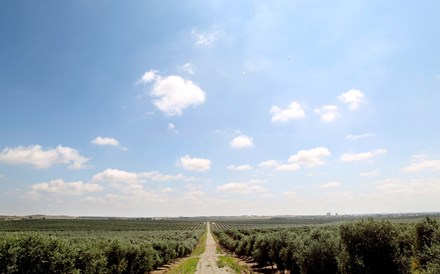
[345,133,376,140]
[141,171,188,182]
[230,135,253,149]
[139,69,158,84]
[319,182,341,189]
[140,70,206,116]
[217,179,267,194]
[177,155,211,172]
[93,168,192,183]
[93,168,140,184]
[152,75,206,116]
[315,105,340,122]
[0,145,90,169]
[30,179,102,196]
[288,147,331,167]
[401,159,440,173]
[259,147,330,172]
[258,160,299,171]
[91,136,120,146]
[191,29,219,47]
[270,101,305,122]
[259,160,280,169]
[339,89,365,110]
[341,149,387,162]
[227,164,252,171]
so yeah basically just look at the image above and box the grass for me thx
[190,226,208,256]
[168,257,200,274]
[167,223,208,273]
[217,255,249,274]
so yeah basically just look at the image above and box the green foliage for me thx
[0,219,205,274]
[299,228,339,274]
[190,229,207,256]
[212,218,440,274]
[413,217,440,273]
[168,257,199,274]
[217,255,248,273]
[339,219,405,274]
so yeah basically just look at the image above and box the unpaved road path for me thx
[196,222,233,274]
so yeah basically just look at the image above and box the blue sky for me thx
[1,1,439,217]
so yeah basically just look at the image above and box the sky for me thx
[1,1,440,217]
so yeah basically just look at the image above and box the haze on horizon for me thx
[1,1,439,217]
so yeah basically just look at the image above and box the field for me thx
[211,215,440,274]
[1,215,440,273]
[0,218,205,274]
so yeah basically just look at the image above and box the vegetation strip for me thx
[190,224,208,256]
[217,255,248,274]
[167,222,208,273]
[167,257,200,274]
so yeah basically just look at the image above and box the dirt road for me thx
[195,222,233,274]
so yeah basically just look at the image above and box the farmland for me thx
[0,218,205,274]
[212,215,440,273]
[1,215,440,273]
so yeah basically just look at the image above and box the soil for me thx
[195,222,233,274]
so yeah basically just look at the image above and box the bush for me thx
[299,228,339,274]
[414,217,440,270]
[0,234,75,274]
[339,219,404,274]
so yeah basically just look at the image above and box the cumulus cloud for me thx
[230,135,253,149]
[341,149,387,162]
[259,147,330,172]
[227,164,252,171]
[345,133,376,140]
[0,145,90,169]
[139,69,159,84]
[217,179,267,194]
[401,158,440,173]
[93,168,140,184]
[91,136,120,146]
[259,160,280,169]
[30,179,102,196]
[270,101,305,122]
[315,105,340,122]
[177,155,211,172]
[140,70,206,116]
[258,160,299,171]
[288,147,331,167]
[339,89,365,110]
